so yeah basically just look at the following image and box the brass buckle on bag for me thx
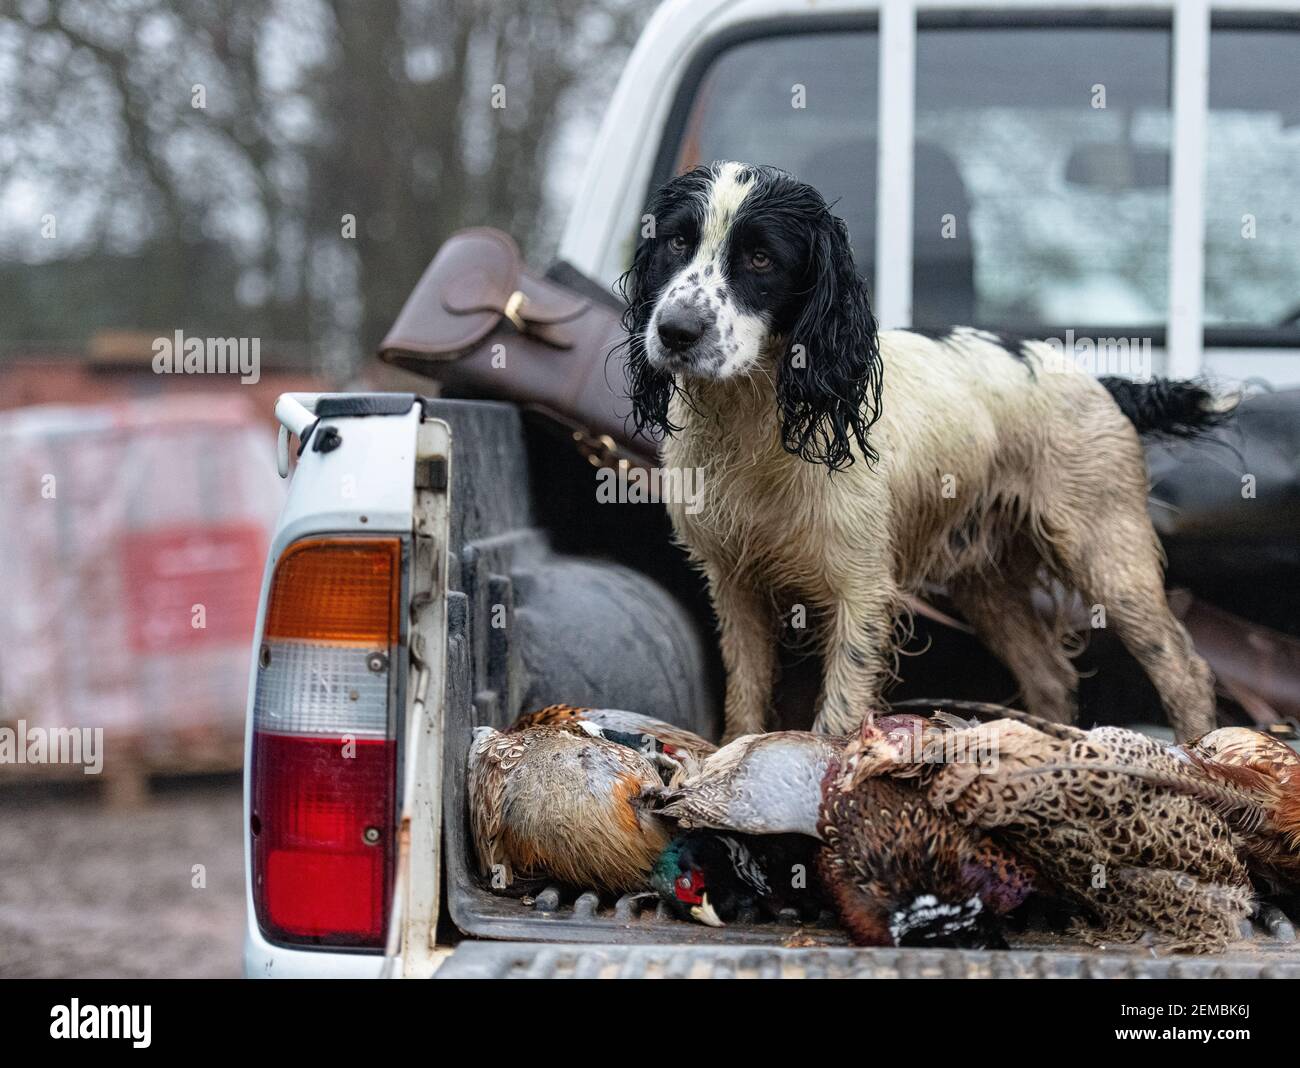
[572,430,624,469]
[503,290,528,332]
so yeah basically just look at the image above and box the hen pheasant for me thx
[466,723,670,892]
[896,699,1300,894]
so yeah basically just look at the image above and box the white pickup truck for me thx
[242,0,1300,978]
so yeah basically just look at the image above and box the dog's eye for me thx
[668,235,689,255]
[750,249,772,271]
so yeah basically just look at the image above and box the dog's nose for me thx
[657,307,705,352]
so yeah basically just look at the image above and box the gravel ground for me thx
[0,783,245,978]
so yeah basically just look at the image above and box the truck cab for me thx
[243,0,1300,978]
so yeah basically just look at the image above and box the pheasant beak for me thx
[689,892,725,928]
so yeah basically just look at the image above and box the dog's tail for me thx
[1099,377,1238,439]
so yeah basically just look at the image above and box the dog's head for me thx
[618,161,882,469]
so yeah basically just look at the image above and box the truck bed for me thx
[427,397,1300,975]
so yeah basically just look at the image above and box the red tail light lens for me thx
[251,537,402,949]
[253,735,395,945]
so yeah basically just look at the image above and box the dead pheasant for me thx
[651,831,824,927]
[656,718,1034,944]
[819,767,1037,948]
[896,699,1300,895]
[1177,726,1300,892]
[847,711,1257,952]
[466,724,670,893]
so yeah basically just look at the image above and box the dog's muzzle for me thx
[650,298,719,370]
[657,303,709,351]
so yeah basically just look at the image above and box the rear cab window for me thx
[669,25,879,276]
[913,18,1172,331]
[1205,21,1300,333]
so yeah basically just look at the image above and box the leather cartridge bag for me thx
[377,227,653,468]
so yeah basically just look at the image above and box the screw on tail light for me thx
[250,537,402,948]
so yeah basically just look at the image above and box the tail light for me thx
[251,537,403,948]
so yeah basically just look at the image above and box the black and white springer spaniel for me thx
[619,161,1231,743]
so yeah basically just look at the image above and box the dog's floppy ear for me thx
[615,227,681,443]
[777,208,882,469]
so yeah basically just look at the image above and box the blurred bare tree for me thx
[0,0,646,372]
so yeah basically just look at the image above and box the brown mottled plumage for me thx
[466,724,670,892]
[1179,726,1300,891]
[818,767,1036,948]
[657,714,1034,946]
[850,717,1256,952]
